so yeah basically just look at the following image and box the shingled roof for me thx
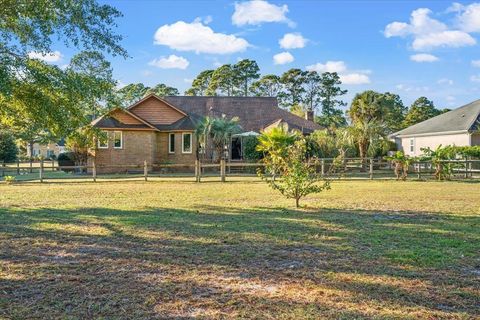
[163,96,321,133]
[391,99,480,137]
[93,95,322,133]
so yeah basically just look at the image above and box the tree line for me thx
[0,0,451,163]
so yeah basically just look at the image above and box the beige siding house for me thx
[27,141,65,159]
[90,94,321,172]
[390,99,480,156]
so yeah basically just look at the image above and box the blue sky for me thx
[42,1,480,110]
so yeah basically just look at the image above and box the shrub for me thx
[57,152,75,172]
[259,138,330,208]
[243,136,262,161]
[4,176,16,184]
[0,130,18,162]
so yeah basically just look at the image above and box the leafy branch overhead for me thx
[0,0,127,138]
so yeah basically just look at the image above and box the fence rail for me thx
[1,158,479,183]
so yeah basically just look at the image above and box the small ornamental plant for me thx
[4,176,16,185]
[259,137,330,208]
[384,151,413,181]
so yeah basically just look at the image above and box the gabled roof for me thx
[392,99,480,137]
[92,95,322,134]
[91,116,154,130]
[92,107,158,130]
[162,96,321,133]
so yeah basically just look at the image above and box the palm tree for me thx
[256,126,298,179]
[195,116,242,162]
[345,120,386,171]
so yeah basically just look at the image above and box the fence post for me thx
[321,159,325,177]
[417,163,421,180]
[39,159,44,183]
[17,159,20,175]
[220,159,226,182]
[1,160,4,177]
[195,159,200,182]
[369,158,374,180]
[29,158,33,173]
[468,159,472,178]
[464,158,469,179]
[144,160,148,181]
[92,158,97,183]
[52,160,55,171]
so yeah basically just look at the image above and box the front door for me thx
[231,137,242,160]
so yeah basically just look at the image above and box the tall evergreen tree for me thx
[233,59,260,96]
[250,74,282,97]
[403,97,442,128]
[278,68,307,109]
[185,70,214,96]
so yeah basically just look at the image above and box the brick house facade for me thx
[90,94,321,173]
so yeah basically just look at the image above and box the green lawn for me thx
[0,180,479,319]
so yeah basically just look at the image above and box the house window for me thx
[114,131,123,149]
[409,138,415,153]
[98,131,108,149]
[182,133,192,153]
[169,133,175,154]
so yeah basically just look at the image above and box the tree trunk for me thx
[359,142,367,172]
[295,197,300,208]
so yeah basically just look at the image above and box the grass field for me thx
[0,179,479,319]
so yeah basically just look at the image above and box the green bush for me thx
[4,176,16,184]
[243,136,262,161]
[0,130,18,162]
[57,152,75,171]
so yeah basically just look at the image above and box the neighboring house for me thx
[390,99,480,156]
[26,139,65,159]
[90,94,320,172]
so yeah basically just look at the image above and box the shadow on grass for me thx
[1,205,479,319]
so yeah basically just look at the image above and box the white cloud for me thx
[396,84,430,92]
[412,30,475,50]
[384,7,476,51]
[446,95,456,102]
[306,60,347,73]
[339,73,370,85]
[28,50,63,63]
[472,60,480,67]
[149,55,190,69]
[470,75,480,82]
[437,78,453,85]
[232,0,294,27]
[273,51,294,65]
[306,60,370,85]
[184,78,193,83]
[154,21,249,54]
[410,53,439,62]
[279,33,307,49]
[454,3,480,32]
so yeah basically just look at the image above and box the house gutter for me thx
[392,129,469,138]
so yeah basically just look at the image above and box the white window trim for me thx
[182,132,192,154]
[168,133,175,154]
[98,132,109,149]
[113,131,123,149]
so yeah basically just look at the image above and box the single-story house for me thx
[90,94,320,172]
[390,99,480,156]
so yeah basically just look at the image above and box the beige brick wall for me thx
[93,130,155,173]
[155,132,196,164]
[90,130,196,173]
